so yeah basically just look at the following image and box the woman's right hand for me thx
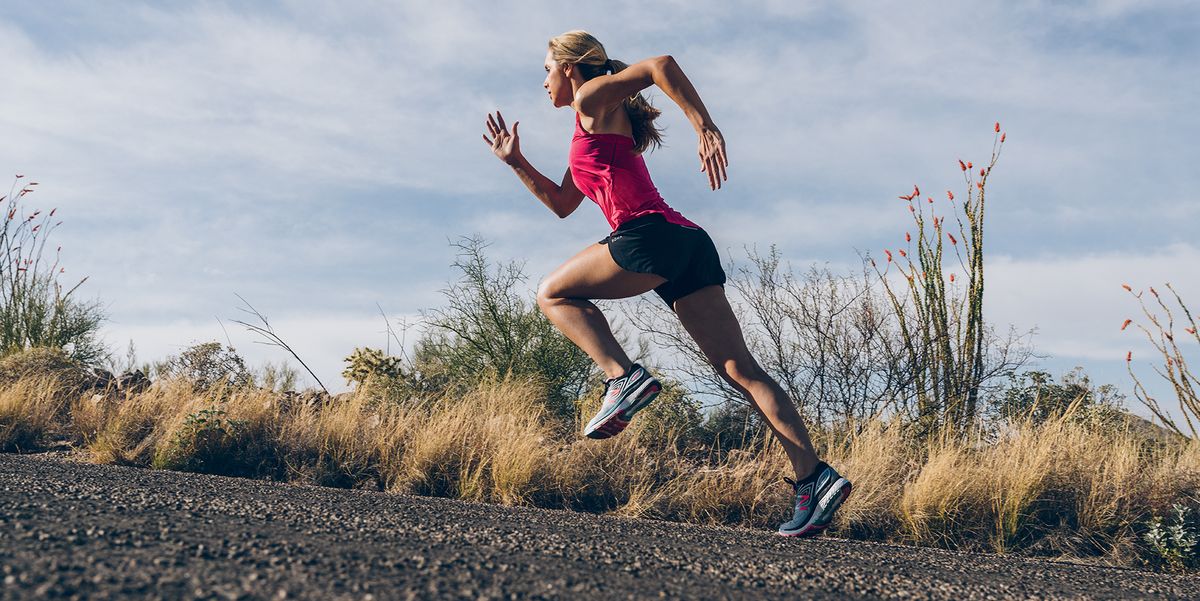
[482,110,521,165]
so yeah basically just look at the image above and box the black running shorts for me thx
[598,213,727,310]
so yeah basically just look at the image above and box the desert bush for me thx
[155,341,252,392]
[340,346,427,403]
[411,235,597,418]
[989,367,1125,426]
[0,346,97,392]
[255,360,299,393]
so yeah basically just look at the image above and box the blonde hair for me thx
[548,30,664,155]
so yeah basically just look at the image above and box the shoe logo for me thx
[797,494,811,512]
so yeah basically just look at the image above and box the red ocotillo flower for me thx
[977,182,984,190]
[967,161,973,169]
[905,232,911,242]
[950,273,956,282]
[980,168,986,177]
[1001,132,1006,143]
[948,233,957,245]
[913,185,920,197]
[1187,327,1196,335]
[1126,351,1132,362]
[885,249,893,262]
[995,122,1000,133]
[947,190,954,201]
[927,197,933,204]
[59,267,64,273]
[899,249,907,258]
[1121,319,1132,331]
[958,159,967,171]
[1122,283,1132,292]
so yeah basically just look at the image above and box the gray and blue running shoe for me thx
[583,363,662,439]
[777,461,853,537]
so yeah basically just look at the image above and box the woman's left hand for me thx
[697,125,728,190]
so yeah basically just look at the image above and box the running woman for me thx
[481,30,851,537]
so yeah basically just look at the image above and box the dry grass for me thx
[2,373,1198,569]
[0,375,67,451]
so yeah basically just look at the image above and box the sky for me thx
[0,1,1196,422]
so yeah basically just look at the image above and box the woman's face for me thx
[543,49,573,108]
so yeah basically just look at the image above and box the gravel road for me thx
[1,453,1196,600]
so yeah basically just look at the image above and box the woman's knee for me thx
[714,357,767,388]
[535,279,558,310]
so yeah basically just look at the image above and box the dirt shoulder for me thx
[1,453,1195,600]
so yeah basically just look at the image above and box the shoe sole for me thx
[777,478,853,538]
[584,380,662,439]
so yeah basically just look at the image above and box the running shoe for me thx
[583,363,662,439]
[777,461,853,537]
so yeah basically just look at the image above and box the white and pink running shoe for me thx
[583,363,662,439]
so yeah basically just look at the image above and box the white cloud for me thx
[987,242,1200,362]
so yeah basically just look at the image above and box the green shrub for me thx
[152,405,272,477]
[410,235,596,418]
[1143,503,1200,571]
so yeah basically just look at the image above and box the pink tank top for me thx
[569,112,700,231]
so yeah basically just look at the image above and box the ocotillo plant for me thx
[1122,282,1198,438]
[872,123,1006,434]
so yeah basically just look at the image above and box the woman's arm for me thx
[576,56,728,189]
[508,159,585,219]
[483,111,586,218]
[575,55,716,131]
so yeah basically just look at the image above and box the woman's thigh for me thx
[673,284,762,380]
[538,243,668,301]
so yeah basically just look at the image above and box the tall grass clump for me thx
[0,176,107,364]
[384,375,555,505]
[0,374,67,451]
